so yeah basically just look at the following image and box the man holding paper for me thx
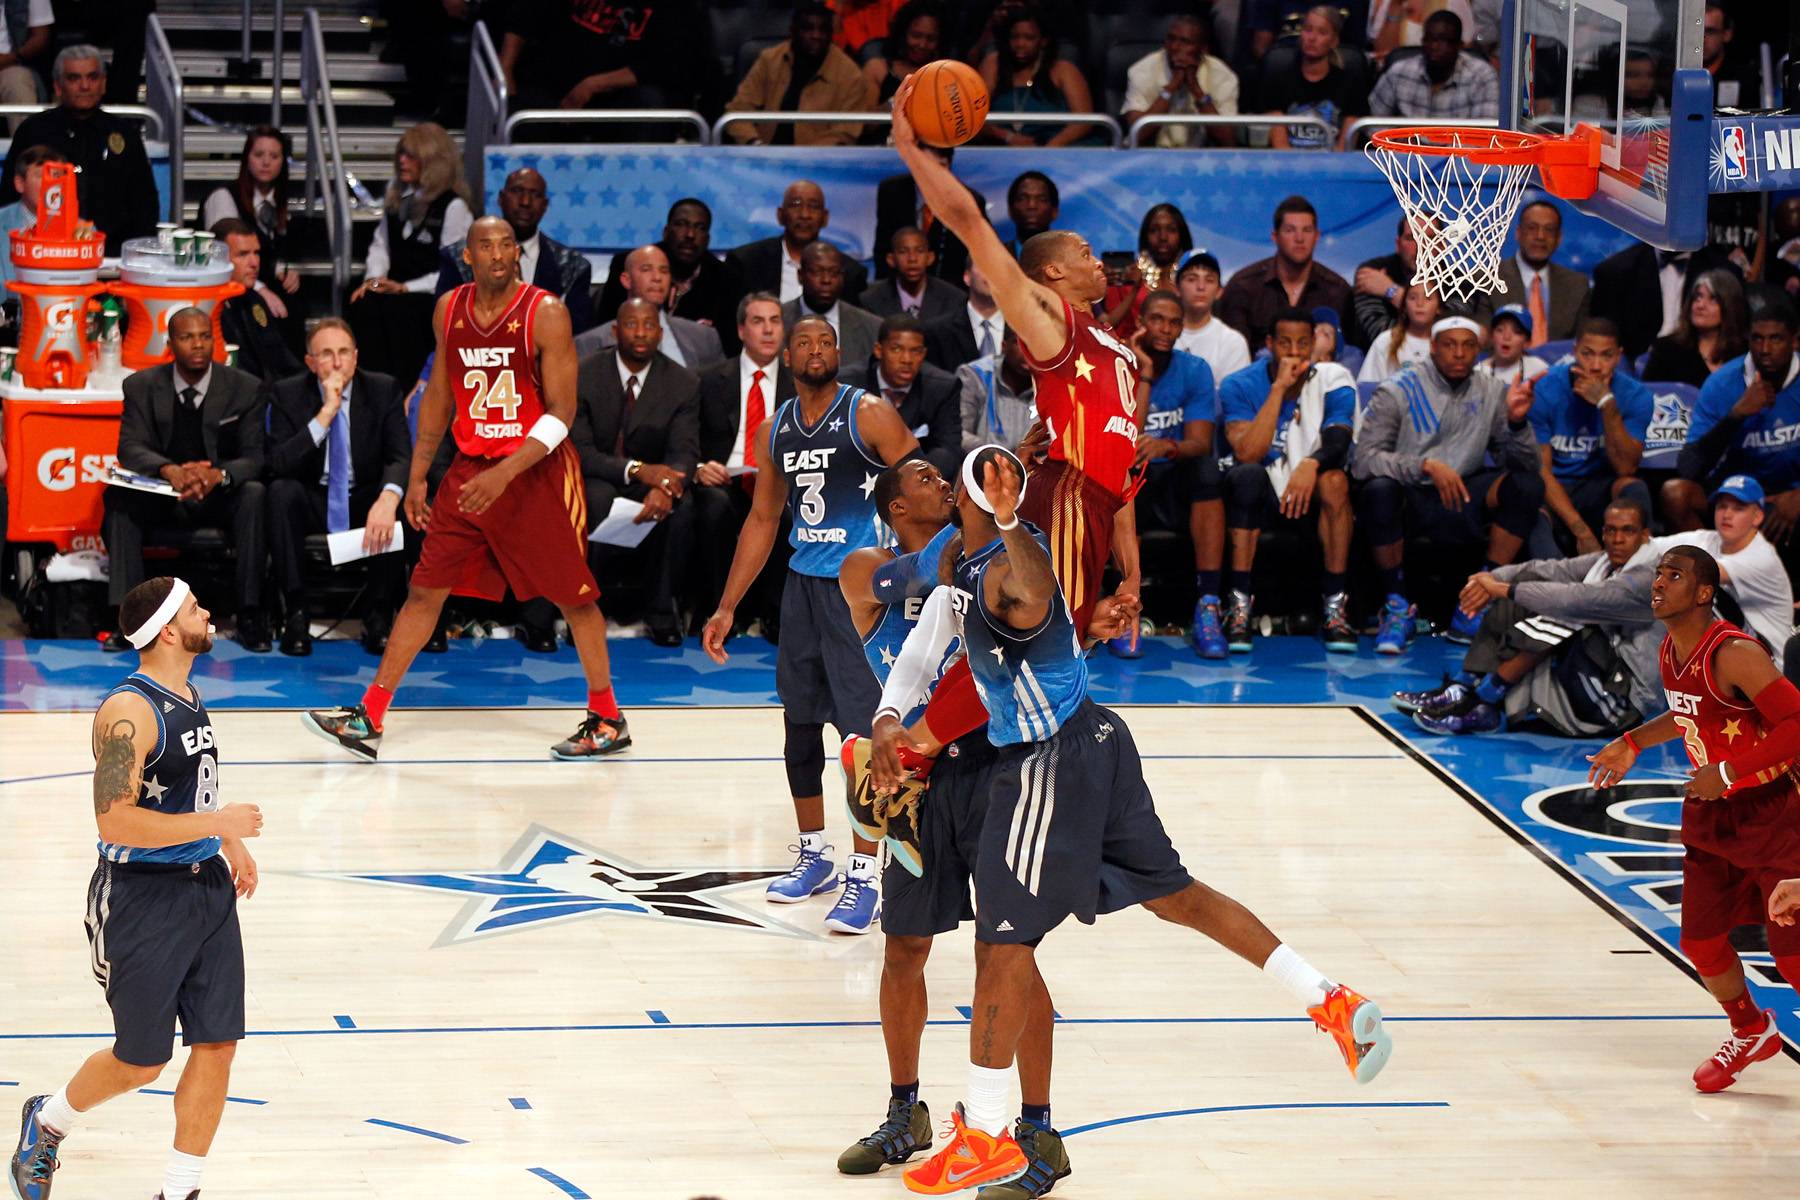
[264,318,412,656]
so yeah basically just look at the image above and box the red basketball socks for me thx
[361,684,394,730]
[1722,989,1767,1034]
[588,687,621,721]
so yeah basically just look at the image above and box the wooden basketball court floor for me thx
[4,701,1799,1199]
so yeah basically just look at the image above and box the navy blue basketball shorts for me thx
[882,731,1001,938]
[975,701,1193,944]
[775,570,882,737]
[85,856,245,1066]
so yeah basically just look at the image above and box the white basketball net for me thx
[1364,131,1538,307]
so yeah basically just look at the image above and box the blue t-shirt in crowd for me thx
[1688,355,1800,490]
[1217,360,1355,467]
[1527,362,1653,479]
[1141,349,1216,462]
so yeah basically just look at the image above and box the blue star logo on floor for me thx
[305,824,818,945]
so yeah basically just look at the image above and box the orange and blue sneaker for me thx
[1308,984,1392,1084]
[903,1104,1028,1195]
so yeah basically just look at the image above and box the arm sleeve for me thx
[1349,387,1426,482]
[201,188,236,231]
[1511,563,1656,626]
[872,522,960,604]
[876,587,963,722]
[1678,374,1743,481]
[665,381,701,476]
[1367,70,1398,117]
[217,382,267,484]
[1724,676,1800,788]
[1181,357,1215,424]
[1310,424,1352,471]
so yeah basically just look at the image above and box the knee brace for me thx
[1493,470,1546,537]
[1222,463,1269,531]
[783,717,826,798]
[1357,477,1405,547]
[1680,931,1740,978]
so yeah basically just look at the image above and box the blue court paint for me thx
[645,1010,670,1024]
[510,1097,532,1110]
[527,1167,590,1198]
[334,1014,356,1029]
[137,1088,266,1106]
[1061,1100,1451,1138]
[365,1118,469,1144]
[0,1081,15,1086]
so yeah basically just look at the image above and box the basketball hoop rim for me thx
[1367,124,1603,199]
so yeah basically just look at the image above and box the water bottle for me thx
[96,297,122,376]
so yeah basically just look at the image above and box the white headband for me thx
[961,444,1028,515]
[125,578,190,649]
[1432,316,1483,339]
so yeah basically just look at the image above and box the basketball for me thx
[904,59,989,148]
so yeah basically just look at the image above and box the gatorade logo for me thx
[43,184,62,215]
[44,299,78,331]
[36,446,76,492]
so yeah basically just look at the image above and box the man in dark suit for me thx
[595,198,743,351]
[103,307,271,651]
[214,218,302,384]
[780,242,882,380]
[923,261,1006,372]
[575,245,725,371]
[1589,239,1740,360]
[872,147,986,284]
[727,179,868,304]
[842,314,962,475]
[434,167,595,333]
[1472,201,1591,345]
[558,298,702,647]
[693,291,791,635]
[857,226,967,323]
[264,318,412,657]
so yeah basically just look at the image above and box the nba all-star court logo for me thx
[306,825,815,945]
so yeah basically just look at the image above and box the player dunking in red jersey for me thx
[1589,544,1800,1092]
[303,216,630,762]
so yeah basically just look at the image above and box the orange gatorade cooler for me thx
[110,231,241,369]
[6,161,106,389]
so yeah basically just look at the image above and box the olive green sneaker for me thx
[836,1096,931,1174]
[978,1121,1072,1198]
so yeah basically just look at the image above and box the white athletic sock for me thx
[964,1063,1012,1137]
[799,830,826,854]
[1263,944,1332,1008]
[847,853,877,880]
[162,1148,205,1199]
[38,1086,80,1136]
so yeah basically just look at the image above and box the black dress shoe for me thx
[647,612,684,647]
[360,611,391,655]
[522,624,559,653]
[102,630,130,652]
[237,610,273,653]
[423,620,448,653]
[279,614,313,657]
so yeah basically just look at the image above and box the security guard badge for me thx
[108,130,125,154]
[254,303,269,327]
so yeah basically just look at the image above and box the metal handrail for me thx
[299,9,351,311]
[504,108,711,144]
[464,21,508,201]
[142,17,182,223]
[270,0,286,126]
[1127,113,1335,147]
[713,109,1123,147]
[1342,115,1499,150]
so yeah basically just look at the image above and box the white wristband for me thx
[527,413,569,453]
[874,706,903,726]
[1721,761,1736,787]
[995,513,1019,531]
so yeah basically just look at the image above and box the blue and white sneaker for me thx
[10,1094,63,1200]
[824,873,880,934]
[766,844,838,903]
[1105,622,1144,658]
[1190,595,1227,659]
[1413,701,1501,735]
[1374,595,1415,655]
[1445,605,1483,644]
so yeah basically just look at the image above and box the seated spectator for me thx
[1174,250,1252,381]
[1668,302,1800,536]
[1003,170,1059,257]
[843,313,961,474]
[1352,218,1416,346]
[1368,0,1472,57]
[1590,238,1739,361]
[952,0,1086,68]
[1261,7,1366,150]
[924,261,1003,371]
[725,1,876,146]
[1359,283,1439,383]
[1620,49,1669,120]
[0,145,67,288]
[102,308,270,652]
[1123,11,1242,148]
[1103,202,1193,334]
[0,0,49,121]
[348,123,473,389]
[1704,2,1759,109]
[874,148,986,285]
[858,226,966,321]
[1,45,157,254]
[978,6,1097,147]
[1475,200,1591,346]
[1352,315,1543,651]
[263,318,410,657]
[577,245,724,370]
[1643,269,1749,387]
[500,0,698,114]
[728,180,868,304]
[201,125,300,309]
[1217,306,1356,654]
[861,0,946,114]
[1656,475,1794,668]
[1310,305,1365,377]
[1366,11,1498,120]
[781,242,882,372]
[1218,195,1353,348]
[437,168,593,334]
[693,293,791,633]
[1400,495,1659,737]
[1527,317,1655,555]
[214,218,301,385]
[1474,305,1548,385]
[957,323,1034,450]
[596,198,742,346]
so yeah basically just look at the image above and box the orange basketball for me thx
[905,59,990,148]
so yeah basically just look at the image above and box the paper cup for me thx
[192,231,216,265]
[0,347,16,381]
[156,222,177,249]
[225,343,240,367]
[171,230,194,266]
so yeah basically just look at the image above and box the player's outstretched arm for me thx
[90,693,262,848]
[840,546,896,635]
[702,422,789,661]
[1689,638,1800,800]
[890,74,1069,363]
[1588,710,1679,788]
[982,457,1054,630]
[856,392,923,466]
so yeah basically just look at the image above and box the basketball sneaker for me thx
[766,843,837,903]
[1693,1012,1780,1093]
[977,1121,1071,1199]
[154,1192,200,1199]
[886,791,925,878]
[550,712,631,760]
[1308,984,1392,1085]
[838,1097,933,1174]
[1223,591,1253,654]
[824,873,880,934]
[301,704,381,762]
[1321,593,1357,653]
[1413,701,1500,735]
[1445,605,1483,644]
[902,1104,1028,1195]
[10,1094,62,1200]
[1190,595,1227,659]
[1390,675,1456,714]
[1373,595,1415,655]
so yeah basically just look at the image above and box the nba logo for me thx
[1721,125,1748,180]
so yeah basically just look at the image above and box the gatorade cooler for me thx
[110,234,241,369]
[6,161,106,389]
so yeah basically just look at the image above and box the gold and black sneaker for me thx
[550,712,632,760]
[301,704,382,762]
[977,1121,1072,1199]
[837,1096,932,1175]
[841,735,888,841]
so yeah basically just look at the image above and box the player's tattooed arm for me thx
[92,718,142,815]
